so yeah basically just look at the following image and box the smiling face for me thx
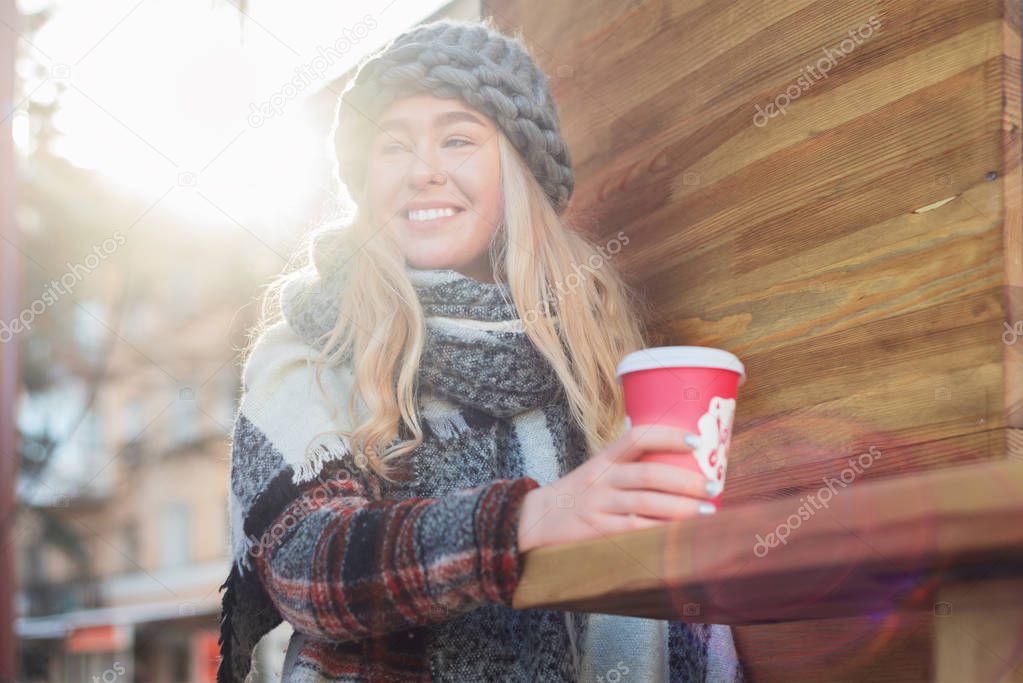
[366,94,504,283]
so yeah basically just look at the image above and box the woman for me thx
[217,17,746,683]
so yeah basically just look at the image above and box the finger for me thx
[606,490,714,519]
[612,462,719,500]
[604,425,698,464]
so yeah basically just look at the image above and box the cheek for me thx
[367,166,402,217]
[463,153,502,217]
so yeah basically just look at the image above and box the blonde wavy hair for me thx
[243,127,653,483]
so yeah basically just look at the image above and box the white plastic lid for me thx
[615,346,746,386]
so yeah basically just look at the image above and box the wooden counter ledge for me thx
[512,459,1023,627]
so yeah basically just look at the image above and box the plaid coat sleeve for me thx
[252,458,540,643]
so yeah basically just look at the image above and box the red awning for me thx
[66,624,130,653]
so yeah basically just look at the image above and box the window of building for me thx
[122,522,140,571]
[172,385,199,445]
[160,502,191,569]
[121,397,144,443]
[73,299,106,357]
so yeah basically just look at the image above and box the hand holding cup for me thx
[516,424,724,553]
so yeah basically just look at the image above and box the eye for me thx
[446,137,472,148]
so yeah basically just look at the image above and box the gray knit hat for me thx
[332,18,575,215]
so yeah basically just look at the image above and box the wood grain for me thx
[486,0,1023,680]
[514,460,1023,617]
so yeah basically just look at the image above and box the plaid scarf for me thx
[216,258,745,682]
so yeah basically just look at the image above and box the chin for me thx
[403,252,461,271]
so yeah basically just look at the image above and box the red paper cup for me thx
[615,347,746,510]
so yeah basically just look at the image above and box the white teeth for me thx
[408,207,459,222]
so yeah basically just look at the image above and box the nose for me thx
[406,144,447,189]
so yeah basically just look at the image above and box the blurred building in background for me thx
[14,254,249,682]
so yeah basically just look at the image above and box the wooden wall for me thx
[484,1,1022,680]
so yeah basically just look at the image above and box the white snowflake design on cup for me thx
[692,396,736,482]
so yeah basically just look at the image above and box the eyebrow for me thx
[377,110,487,133]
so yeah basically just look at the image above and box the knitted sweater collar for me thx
[279,262,562,418]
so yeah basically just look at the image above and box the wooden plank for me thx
[732,612,933,683]
[933,578,1023,682]
[513,460,1023,621]
[725,429,1001,504]
[1001,0,1023,436]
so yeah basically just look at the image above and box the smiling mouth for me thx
[404,207,466,228]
